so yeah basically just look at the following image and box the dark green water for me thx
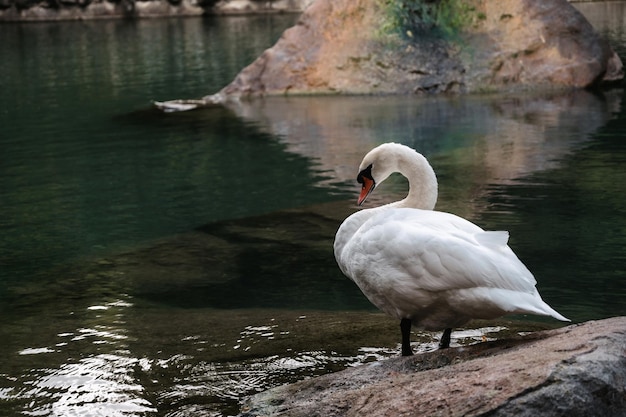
[0,15,333,284]
[1,5,626,417]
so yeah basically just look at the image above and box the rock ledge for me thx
[238,317,626,417]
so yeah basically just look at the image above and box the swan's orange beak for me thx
[357,176,375,206]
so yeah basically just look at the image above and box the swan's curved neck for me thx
[335,145,438,266]
[392,149,438,210]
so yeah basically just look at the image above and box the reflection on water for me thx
[26,354,156,416]
[3,297,156,416]
[1,4,626,417]
[227,90,621,216]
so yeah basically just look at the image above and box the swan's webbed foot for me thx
[400,318,413,356]
[439,328,452,349]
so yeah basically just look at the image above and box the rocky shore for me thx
[238,316,626,417]
[0,0,311,21]
[0,0,609,22]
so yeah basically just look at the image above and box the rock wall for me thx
[203,0,623,101]
[0,0,310,21]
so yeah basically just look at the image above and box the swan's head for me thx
[356,142,438,209]
[356,143,404,206]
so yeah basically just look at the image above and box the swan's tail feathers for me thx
[524,297,570,322]
[531,292,570,322]
[544,305,570,322]
[453,288,570,322]
[514,302,570,322]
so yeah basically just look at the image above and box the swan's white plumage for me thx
[334,143,569,334]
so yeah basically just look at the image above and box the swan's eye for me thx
[357,164,374,184]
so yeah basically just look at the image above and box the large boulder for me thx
[238,316,626,417]
[202,0,622,103]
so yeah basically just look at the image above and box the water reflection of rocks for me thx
[226,89,621,216]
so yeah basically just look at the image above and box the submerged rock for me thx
[238,316,626,417]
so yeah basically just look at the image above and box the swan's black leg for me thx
[439,328,452,349]
[400,318,413,356]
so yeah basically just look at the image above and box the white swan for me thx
[334,143,569,355]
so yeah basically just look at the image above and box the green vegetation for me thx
[378,0,483,40]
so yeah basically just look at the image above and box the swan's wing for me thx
[343,209,538,295]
